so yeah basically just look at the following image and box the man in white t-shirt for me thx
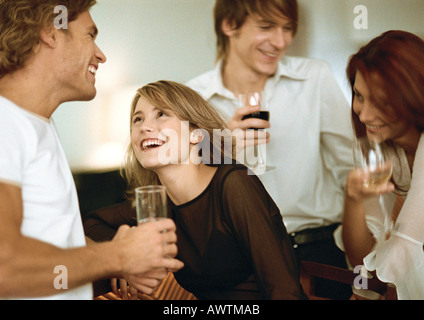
[0,0,183,300]
[187,0,354,299]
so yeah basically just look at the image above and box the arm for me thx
[221,169,305,299]
[342,169,394,266]
[83,200,136,242]
[319,62,355,189]
[84,201,170,298]
[0,183,183,298]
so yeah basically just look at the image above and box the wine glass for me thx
[238,92,274,175]
[353,136,394,235]
[135,185,168,224]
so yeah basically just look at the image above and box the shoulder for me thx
[214,163,252,183]
[213,164,268,197]
[186,69,216,96]
[282,56,333,79]
[0,100,36,150]
[213,165,280,225]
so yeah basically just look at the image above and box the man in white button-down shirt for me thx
[187,0,354,299]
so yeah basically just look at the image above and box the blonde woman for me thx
[84,80,306,300]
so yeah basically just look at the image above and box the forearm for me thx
[342,194,375,267]
[0,235,121,298]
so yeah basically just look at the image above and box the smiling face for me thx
[56,11,107,101]
[131,97,193,170]
[224,13,293,79]
[353,71,413,144]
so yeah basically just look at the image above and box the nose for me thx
[355,101,376,124]
[139,117,156,133]
[270,28,286,50]
[95,44,107,64]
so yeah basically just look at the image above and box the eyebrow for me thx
[88,24,99,36]
[132,110,143,118]
[353,86,361,94]
[257,18,276,25]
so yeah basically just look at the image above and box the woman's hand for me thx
[345,168,395,202]
[111,269,169,300]
[111,278,138,300]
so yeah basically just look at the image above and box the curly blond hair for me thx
[0,0,97,77]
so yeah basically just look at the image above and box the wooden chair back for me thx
[300,260,397,300]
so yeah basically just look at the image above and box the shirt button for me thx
[290,232,296,237]
[293,244,298,249]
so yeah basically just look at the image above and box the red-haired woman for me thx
[342,30,424,299]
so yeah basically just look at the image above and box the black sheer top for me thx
[84,164,306,300]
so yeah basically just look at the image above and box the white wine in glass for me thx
[353,136,394,235]
[353,137,393,190]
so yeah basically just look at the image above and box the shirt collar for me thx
[204,56,308,100]
[274,56,309,81]
[202,60,234,100]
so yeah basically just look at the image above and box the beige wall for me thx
[53,0,424,171]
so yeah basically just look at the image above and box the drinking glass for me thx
[353,136,393,189]
[238,92,274,174]
[135,185,168,224]
[353,136,393,234]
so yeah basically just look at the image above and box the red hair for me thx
[346,30,424,138]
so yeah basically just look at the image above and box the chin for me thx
[140,159,164,171]
[74,85,97,101]
[82,90,97,101]
[257,65,278,77]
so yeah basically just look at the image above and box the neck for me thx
[394,128,421,156]
[0,51,65,119]
[393,128,421,170]
[155,163,217,206]
[221,57,269,97]
[0,79,57,119]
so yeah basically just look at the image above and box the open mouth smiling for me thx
[141,138,166,151]
[88,65,98,75]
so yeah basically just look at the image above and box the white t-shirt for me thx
[187,56,354,233]
[0,96,93,300]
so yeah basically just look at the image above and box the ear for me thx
[39,26,59,48]
[190,129,204,145]
[221,18,237,37]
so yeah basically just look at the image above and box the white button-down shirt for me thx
[187,56,354,233]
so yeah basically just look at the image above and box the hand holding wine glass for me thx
[237,92,274,174]
[352,136,395,235]
[353,136,393,192]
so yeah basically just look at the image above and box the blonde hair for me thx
[0,0,97,77]
[122,80,235,200]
